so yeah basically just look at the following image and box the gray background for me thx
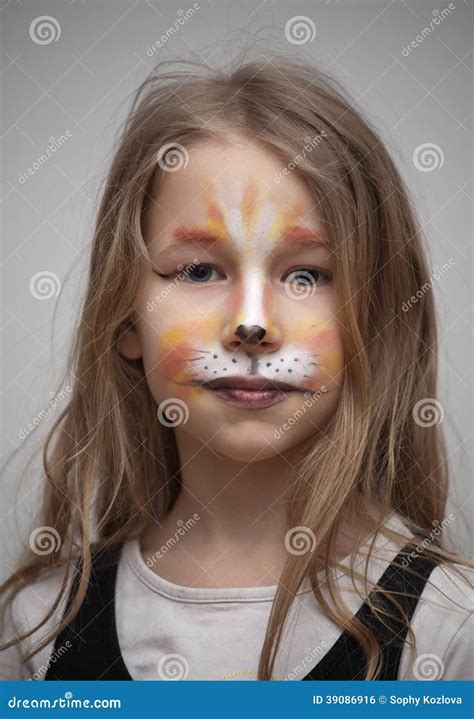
[1,0,472,581]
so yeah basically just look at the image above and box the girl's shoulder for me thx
[380,513,472,610]
[398,561,473,680]
[423,560,473,608]
[354,514,473,680]
[1,541,132,679]
[0,563,70,680]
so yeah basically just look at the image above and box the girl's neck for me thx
[139,432,376,588]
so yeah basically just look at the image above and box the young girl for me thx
[1,57,472,682]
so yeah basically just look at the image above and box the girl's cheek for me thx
[287,321,344,392]
[141,330,206,407]
[318,346,344,386]
[145,314,223,384]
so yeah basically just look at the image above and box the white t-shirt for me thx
[0,514,472,681]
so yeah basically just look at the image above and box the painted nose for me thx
[235,324,267,345]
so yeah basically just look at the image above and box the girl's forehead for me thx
[145,139,322,239]
[204,184,319,250]
[147,187,325,260]
[146,141,315,213]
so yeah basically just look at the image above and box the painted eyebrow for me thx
[171,227,223,247]
[169,226,329,247]
[153,227,224,262]
[282,227,330,247]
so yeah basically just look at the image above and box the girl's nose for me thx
[220,272,283,354]
[235,324,266,344]
[221,319,283,355]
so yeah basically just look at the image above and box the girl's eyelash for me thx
[284,267,332,282]
[152,264,222,281]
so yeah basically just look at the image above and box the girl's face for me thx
[119,138,344,461]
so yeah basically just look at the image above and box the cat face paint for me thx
[122,138,344,460]
[155,183,341,391]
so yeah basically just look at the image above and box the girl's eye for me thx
[182,264,223,283]
[154,264,225,283]
[154,265,330,286]
[284,268,331,288]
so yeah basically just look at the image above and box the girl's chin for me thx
[210,440,288,463]
[186,422,311,462]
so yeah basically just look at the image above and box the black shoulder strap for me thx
[44,540,439,681]
[44,543,132,680]
[302,544,439,680]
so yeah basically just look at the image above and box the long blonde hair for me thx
[1,55,471,680]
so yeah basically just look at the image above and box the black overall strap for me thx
[44,540,438,681]
[44,543,132,680]
[302,544,439,680]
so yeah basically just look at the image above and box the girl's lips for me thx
[207,387,289,409]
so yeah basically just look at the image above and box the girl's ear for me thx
[117,324,143,360]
